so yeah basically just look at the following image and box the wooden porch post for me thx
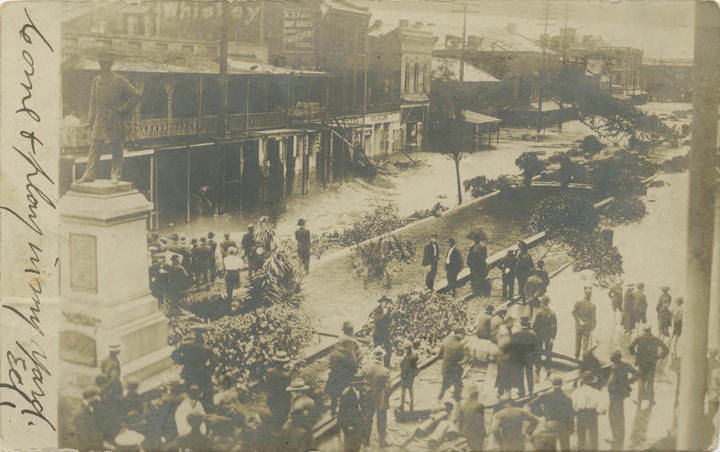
[186,146,191,223]
[165,81,175,120]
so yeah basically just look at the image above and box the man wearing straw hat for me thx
[78,50,140,184]
[102,342,123,381]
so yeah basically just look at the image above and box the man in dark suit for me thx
[445,238,463,296]
[572,286,597,359]
[629,327,669,406]
[241,225,257,279]
[499,250,517,300]
[295,218,311,272]
[422,234,440,290]
[362,347,391,447]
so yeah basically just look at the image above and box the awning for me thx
[461,110,502,125]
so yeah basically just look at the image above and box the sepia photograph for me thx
[0,0,718,450]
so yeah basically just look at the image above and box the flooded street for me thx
[165,121,595,239]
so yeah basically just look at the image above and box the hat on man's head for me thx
[611,350,622,362]
[581,372,599,385]
[373,346,387,359]
[286,378,310,392]
[114,429,145,448]
[342,320,354,331]
[273,350,291,363]
[431,233,438,239]
[297,218,306,226]
[485,304,495,314]
[109,342,122,353]
[637,282,645,289]
[661,286,670,292]
[520,316,531,327]
[454,325,466,335]
[552,377,563,387]
[540,295,550,305]
[377,295,392,304]
[170,233,179,241]
[83,385,100,399]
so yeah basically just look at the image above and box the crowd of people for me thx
[146,217,312,304]
[85,217,711,452]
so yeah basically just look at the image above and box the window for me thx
[414,63,421,93]
[405,62,412,93]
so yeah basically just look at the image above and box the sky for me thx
[358,0,695,60]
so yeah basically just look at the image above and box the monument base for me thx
[59,180,176,397]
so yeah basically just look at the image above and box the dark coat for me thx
[241,233,256,257]
[634,292,648,317]
[400,350,419,386]
[515,251,534,277]
[74,406,104,451]
[622,290,636,330]
[422,242,440,267]
[607,361,639,398]
[507,327,541,365]
[466,244,488,276]
[338,386,362,430]
[295,227,311,254]
[533,388,574,432]
[532,306,557,340]
[372,306,393,345]
[499,254,517,280]
[445,247,463,275]
[629,334,669,367]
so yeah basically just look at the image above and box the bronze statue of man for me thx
[78,50,140,184]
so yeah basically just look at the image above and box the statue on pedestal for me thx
[78,50,141,185]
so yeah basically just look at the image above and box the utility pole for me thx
[459,2,467,82]
[536,0,550,136]
[677,1,720,450]
[218,0,230,139]
[216,0,230,215]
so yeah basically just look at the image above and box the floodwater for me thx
[164,120,595,239]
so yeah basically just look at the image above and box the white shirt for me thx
[573,385,605,411]
[224,255,244,272]
[174,397,207,436]
[446,246,456,265]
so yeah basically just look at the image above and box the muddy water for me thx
[163,121,594,239]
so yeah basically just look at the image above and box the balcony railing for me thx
[61,111,314,154]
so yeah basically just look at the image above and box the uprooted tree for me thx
[525,193,623,286]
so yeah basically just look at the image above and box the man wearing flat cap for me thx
[78,50,141,184]
[102,342,123,381]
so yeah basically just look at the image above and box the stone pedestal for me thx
[59,180,173,395]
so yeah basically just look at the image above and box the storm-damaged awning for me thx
[461,110,502,125]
